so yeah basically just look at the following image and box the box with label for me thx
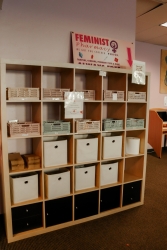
[103,119,123,131]
[75,136,98,163]
[103,90,124,101]
[100,162,118,186]
[102,135,122,159]
[45,168,70,199]
[75,165,95,191]
[8,152,24,171]
[10,172,38,204]
[43,139,67,167]
[22,154,40,169]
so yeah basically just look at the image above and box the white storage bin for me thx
[126,137,140,155]
[10,172,38,204]
[43,139,67,167]
[75,137,98,163]
[75,165,95,191]
[100,162,118,186]
[102,135,122,159]
[45,168,70,199]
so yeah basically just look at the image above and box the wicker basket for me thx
[126,118,144,129]
[43,88,70,100]
[104,90,124,101]
[7,88,39,101]
[103,119,123,131]
[128,91,146,102]
[43,120,70,134]
[7,121,40,137]
[76,119,100,133]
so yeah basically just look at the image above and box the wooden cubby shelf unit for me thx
[0,59,150,243]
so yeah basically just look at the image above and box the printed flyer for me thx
[72,32,134,69]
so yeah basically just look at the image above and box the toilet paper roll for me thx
[126,137,140,155]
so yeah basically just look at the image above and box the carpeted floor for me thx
[0,150,167,250]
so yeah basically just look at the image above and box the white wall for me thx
[0,0,136,62]
[136,41,167,109]
[0,0,136,214]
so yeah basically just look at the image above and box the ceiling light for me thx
[160,22,167,27]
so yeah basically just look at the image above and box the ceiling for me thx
[136,0,167,46]
[0,0,167,47]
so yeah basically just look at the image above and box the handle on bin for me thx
[24,181,28,184]
[84,171,88,174]
[109,167,112,170]
[86,143,90,146]
[112,140,115,143]
[55,145,58,148]
[58,177,62,181]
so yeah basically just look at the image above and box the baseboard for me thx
[147,149,154,153]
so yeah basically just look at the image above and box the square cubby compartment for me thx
[44,167,72,199]
[123,180,142,206]
[12,202,43,234]
[75,134,100,164]
[43,102,73,133]
[43,135,73,167]
[8,137,42,173]
[128,74,148,102]
[100,185,121,212]
[43,66,74,91]
[75,68,102,101]
[74,190,99,220]
[102,132,124,159]
[124,156,144,183]
[45,196,72,227]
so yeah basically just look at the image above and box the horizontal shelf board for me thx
[100,182,123,189]
[11,197,43,208]
[8,135,42,139]
[127,101,147,103]
[74,161,100,166]
[6,100,41,103]
[43,163,73,169]
[125,153,144,158]
[124,173,143,183]
[126,128,146,131]
[102,129,125,132]
[103,101,126,103]
[101,156,124,162]
[9,168,42,175]
[44,193,73,201]
[74,186,99,194]
[43,133,73,136]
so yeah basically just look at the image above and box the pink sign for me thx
[72,32,134,69]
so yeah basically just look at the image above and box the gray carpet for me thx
[0,150,167,250]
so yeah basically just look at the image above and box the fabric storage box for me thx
[75,136,98,163]
[102,135,122,159]
[43,139,67,167]
[75,165,95,191]
[22,154,40,169]
[10,172,38,204]
[45,168,70,199]
[8,152,24,171]
[100,162,118,186]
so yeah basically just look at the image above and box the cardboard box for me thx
[8,153,24,171]
[22,154,40,169]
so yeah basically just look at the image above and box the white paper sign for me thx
[132,60,146,85]
[64,92,84,118]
